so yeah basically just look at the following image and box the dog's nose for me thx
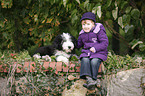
[68,46,71,49]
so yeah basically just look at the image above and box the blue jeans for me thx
[80,57,102,80]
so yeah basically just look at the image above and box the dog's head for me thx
[53,33,77,53]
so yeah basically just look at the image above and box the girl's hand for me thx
[90,47,96,53]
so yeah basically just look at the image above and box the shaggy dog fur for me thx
[33,33,77,63]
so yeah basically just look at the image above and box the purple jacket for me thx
[77,23,108,61]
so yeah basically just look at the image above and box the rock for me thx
[0,77,8,95]
[102,67,145,96]
[68,74,79,81]
[62,79,87,96]
[68,75,76,80]
[62,79,101,96]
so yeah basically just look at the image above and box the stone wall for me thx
[0,65,144,96]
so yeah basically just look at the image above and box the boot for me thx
[84,76,97,90]
[83,83,88,88]
[83,83,95,90]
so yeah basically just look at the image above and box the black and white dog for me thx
[33,33,77,63]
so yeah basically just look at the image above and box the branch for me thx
[104,21,131,48]
[129,0,137,8]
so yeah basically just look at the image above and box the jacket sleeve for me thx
[77,35,83,48]
[93,25,108,52]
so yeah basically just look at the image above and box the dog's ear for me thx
[52,34,63,50]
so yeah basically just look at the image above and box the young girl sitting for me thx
[77,12,109,90]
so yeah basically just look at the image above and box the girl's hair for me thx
[81,19,95,25]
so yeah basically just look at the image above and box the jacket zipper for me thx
[87,33,89,41]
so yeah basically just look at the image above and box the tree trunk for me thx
[112,21,120,55]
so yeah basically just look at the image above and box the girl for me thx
[77,12,108,90]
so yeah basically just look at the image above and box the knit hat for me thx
[80,12,96,22]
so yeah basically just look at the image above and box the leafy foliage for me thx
[104,51,144,75]
[0,1,145,95]
[0,0,144,55]
[129,39,145,54]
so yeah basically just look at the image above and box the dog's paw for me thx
[33,54,41,59]
[56,56,69,63]
[42,55,51,61]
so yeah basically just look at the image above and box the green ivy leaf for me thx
[112,7,118,20]
[32,64,35,67]
[63,63,67,67]
[139,44,145,51]
[121,1,128,10]
[0,18,5,28]
[92,6,97,14]
[92,3,101,18]
[125,6,132,14]
[124,24,134,33]
[118,16,124,28]
[122,14,130,26]
[18,66,22,70]
[97,6,101,18]
[131,40,143,50]
[71,14,78,25]
[76,0,80,4]
[70,67,73,70]
[23,17,31,24]
[105,11,111,19]
[84,0,89,8]
[131,9,140,19]
[63,0,67,7]
[2,33,8,39]
[104,0,112,9]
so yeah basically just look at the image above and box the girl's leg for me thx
[84,58,102,90]
[80,57,99,90]
[80,57,92,79]
[90,58,102,80]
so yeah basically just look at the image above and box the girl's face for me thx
[81,20,95,33]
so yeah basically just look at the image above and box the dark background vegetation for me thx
[0,0,145,56]
[0,1,144,95]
